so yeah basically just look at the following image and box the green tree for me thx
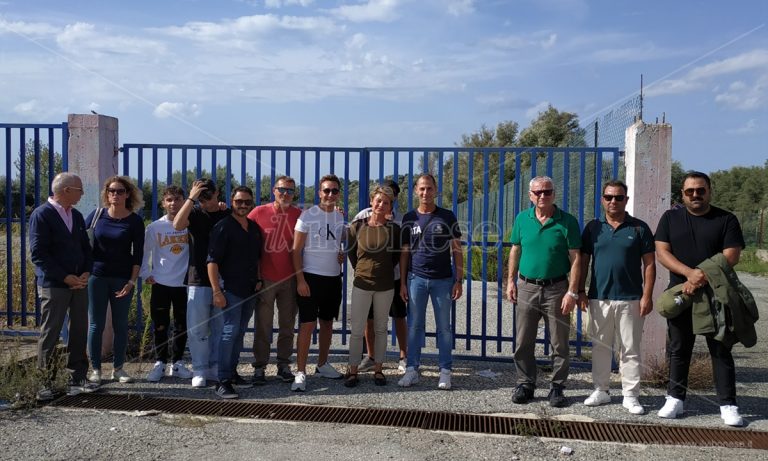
[517,105,586,147]
[670,160,686,206]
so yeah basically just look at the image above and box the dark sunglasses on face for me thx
[530,189,553,197]
[233,199,253,206]
[683,187,707,197]
[107,188,126,195]
[602,194,626,202]
[322,188,340,195]
[276,187,295,195]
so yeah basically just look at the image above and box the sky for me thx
[0,0,766,175]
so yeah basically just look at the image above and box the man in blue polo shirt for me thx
[506,175,581,407]
[578,180,655,415]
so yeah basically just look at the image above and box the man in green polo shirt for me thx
[578,180,655,415]
[506,175,582,407]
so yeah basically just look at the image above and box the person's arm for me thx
[174,180,207,230]
[347,224,358,270]
[655,241,706,296]
[207,223,227,308]
[577,252,590,310]
[29,211,76,287]
[116,215,144,297]
[640,252,656,316]
[560,249,580,314]
[723,247,741,267]
[450,238,463,300]
[505,245,521,303]
[293,230,310,297]
[139,223,155,284]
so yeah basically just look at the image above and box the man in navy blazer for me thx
[29,172,95,399]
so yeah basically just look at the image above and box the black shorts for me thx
[367,280,407,319]
[297,273,342,323]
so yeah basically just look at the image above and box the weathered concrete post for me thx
[624,120,672,377]
[67,114,120,359]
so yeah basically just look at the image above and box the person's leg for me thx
[429,278,454,371]
[217,293,243,382]
[207,294,223,376]
[296,285,318,375]
[588,299,615,392]
[616,300,643,397]
[349,286,373,370]
[372,289,395,366]
[390,287,408,361]
[186,286,210,375]
[37,287,69,382]
[253,280,277,370]
[67,288,90,381]
[512,280,543,386]
[87,276,110,371]
[406,274,429,370]
[274,278,298,370]
[169,286,188,363]
[364,305,375,360]
[317,275,342,367]
[107,277,133,370]
[706,337,737,406]
[231,295,255,375]
[545,281,570,387]
[667,307,695,401]
[150,283,172,364]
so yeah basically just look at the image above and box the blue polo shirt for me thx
[207,215,262,298]
[581,214,654,300]
[401,207,461,280]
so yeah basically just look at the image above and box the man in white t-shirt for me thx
[291,174,346,391]
[140,185,193,382]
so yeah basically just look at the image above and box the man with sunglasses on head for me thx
[577,180,655,415]
[655,171,746,426]
[506,175,581,408]
[247,176,302,385]
[291,174,347,391]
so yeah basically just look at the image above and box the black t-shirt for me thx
[187,206,231,286]
[207,215,263,298]
[654,205,744,287]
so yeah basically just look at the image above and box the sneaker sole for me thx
[291,386,306,392]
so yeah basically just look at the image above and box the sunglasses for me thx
[322,188,340,195]
[276,187,295,195]
[233,199,254,206]
[602,194,626,202]
[683,187,707,197]
[107,188,126,195]
[530,189,553,197]
[67,186,83,192]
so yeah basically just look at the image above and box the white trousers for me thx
[588,299,644,397]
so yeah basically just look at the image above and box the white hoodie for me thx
[139,215,189,287]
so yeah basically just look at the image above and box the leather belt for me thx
[518,274,567,286]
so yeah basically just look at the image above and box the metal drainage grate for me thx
[52,393,768,450]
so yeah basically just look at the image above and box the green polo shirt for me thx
[511,206,581,279]
[581,214,655,300]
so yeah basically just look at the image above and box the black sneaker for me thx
[251,369,267,386]
[512,384,534,404]
[277,367,295,383]
[215,381,239,399]
[232,372,253,389]
[548,385,567,408]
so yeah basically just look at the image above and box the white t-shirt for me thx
[352,207,401,280]
[295,205,346,277]
[139,215,189,287]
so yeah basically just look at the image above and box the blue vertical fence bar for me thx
[19,128,28,325]
[465,151,474,350]
[496,150,506,353]
[480,150,490,357]
[4,127,11,326]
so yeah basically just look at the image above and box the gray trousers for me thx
[37,286,89,382]
[252,278,298,369]
[513,279,571,388]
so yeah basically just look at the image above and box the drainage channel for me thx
[51,393,768,450]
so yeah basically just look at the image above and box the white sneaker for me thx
[658,395,684,419]
[291,372,306,392]
[316,363,343,379]
[111,368,135,384]
[171,361,193,379]
[622,396,646,415]
[358,356,375,372]
[720,405,744,427]
[146,361,166,382]
[398,359,407,373]
[438,368,451,390]
[584,389,611,407]
[88,369,102,384]
[191,374,206,388]
[398,367,419,387]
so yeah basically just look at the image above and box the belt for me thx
[518,274,567,286]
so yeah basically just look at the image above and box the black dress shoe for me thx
[548,385,567,408]
[512,384,534,404]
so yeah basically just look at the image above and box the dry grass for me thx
[643,352,713,390]
[0,338,68,408]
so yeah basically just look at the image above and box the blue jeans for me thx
[217,292,256,382]
[87,276,133,370]
[186,286,224,375]
[406,273,453,371]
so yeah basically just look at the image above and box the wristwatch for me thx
[566,291,579,300]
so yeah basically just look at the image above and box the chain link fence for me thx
[581,94,642,150]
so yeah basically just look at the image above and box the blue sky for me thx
[1,0,766,175]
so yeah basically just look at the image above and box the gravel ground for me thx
[1,272,766,460]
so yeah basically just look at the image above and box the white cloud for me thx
[446,0,475,17]
[88,102,101,113]
[345,33,367,50]
[645,79,705,97]
[525,101,550,120]
[13,99,67,119]
[265,0,314,7]
[726,118,758,135]
[715,74,768,110]
[0,18,59,37]
[329,0,401,23]
[541,33,557,49]
[488,32,558,51]
[688,49,768,80]
[153,102,201,119]
[160,14,337,41]
[55,22,166,57]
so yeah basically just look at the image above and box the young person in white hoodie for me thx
[141,185,194,382]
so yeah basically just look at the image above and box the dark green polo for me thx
[511,206,581,279]
[581,214,655,300]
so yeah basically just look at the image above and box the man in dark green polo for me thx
[578,180,655,415]
[506,175,582,407]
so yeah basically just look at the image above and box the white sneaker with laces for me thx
[191,374,206,388]
[398,367,419,387]
[398,359,407,374]
[171,361,193,379]
[438,368,451,390]
[622,396,645,415]
[584,389,611,406]
[316,363,343,379]
[658,395,684,419]
[146,361,166,382]
[720,405,744,427]
[88,369,102,384]
[112,368,135,384]
[291,372,306,392]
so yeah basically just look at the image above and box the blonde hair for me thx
[101,175,144,212]
[369,185,395,203]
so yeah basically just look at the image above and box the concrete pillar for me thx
[624,120,672,377]
[67,114,120,360]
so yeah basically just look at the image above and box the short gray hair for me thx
[51,172,81,194]
[529,175,554,191]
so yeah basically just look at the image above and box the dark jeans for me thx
[37,286,89,382]
[150,283,188,363]
[667,306,736,405]
[217,292,256,382]
[88,276,133,370]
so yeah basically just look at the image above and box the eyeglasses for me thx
[233,199,254,206]
[107,188,126,195]
[530,189,553,197]
[67,186,83,192]
[683,187,707,197]
[276,187,295,195]
[322,188,340,195]
[602,194,626,202]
